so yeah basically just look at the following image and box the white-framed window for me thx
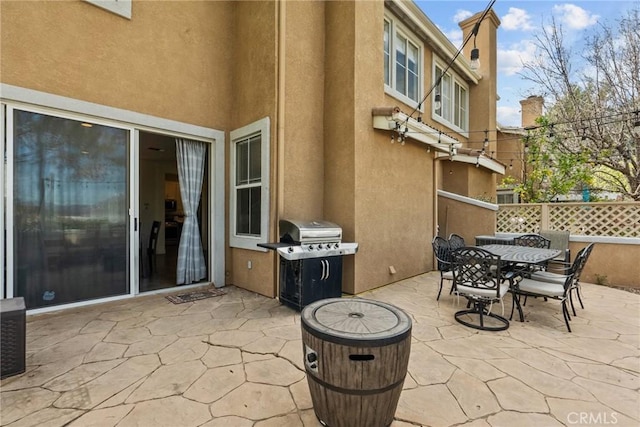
[433,62,469,133]
[497,189,519,204]
[85,0,132,19]
[384,14,422,108]
[229,117,270,251]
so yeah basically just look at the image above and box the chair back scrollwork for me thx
[514,234,551,249]
[452,247,502,298]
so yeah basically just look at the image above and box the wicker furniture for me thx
[1,297,26,379]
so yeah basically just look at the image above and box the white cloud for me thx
[497,105,522,127]
[444,28,463,49]
[501,7,535,31]
[552,4,599,30]
[497,40,537,76]
[453,9,473,23]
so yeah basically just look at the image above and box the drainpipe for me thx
[273,0,286,296]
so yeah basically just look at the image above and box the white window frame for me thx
[383,13,423,110]
[432,61,469,135]
[85,0,132,19]
[229,117,270,252]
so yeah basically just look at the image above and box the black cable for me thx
[407,0,497,120]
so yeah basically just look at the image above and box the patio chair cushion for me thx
[530,270,566,284]
[442,271,454,280]
[540,230,570,263]
[456,282,509,299]
[517,278,565,298]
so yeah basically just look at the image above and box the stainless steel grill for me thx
[259,219,358,311]
[277,219,358,261]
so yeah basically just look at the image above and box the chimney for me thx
[520,96,544,128]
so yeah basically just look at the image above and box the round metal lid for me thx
[301,298,411,345]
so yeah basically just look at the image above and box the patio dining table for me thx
[480,244,561,265]
[480,244,562,323]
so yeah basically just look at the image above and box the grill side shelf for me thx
[257,242,292,250]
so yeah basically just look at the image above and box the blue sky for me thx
[415,0,638,126]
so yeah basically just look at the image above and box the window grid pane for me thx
[435,67,443,116]
[407,42,419,101]
[236,140,248,185]
[434,63,468,131]
[384,15,422,105]
[441,73,452,122]
[234,134,262,237]
[384,20,391,86]
[395,34,407,95]
[248,135,261,184]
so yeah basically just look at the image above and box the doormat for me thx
[165,287,227,304]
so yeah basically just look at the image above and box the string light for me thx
[405,0,497,123]
[470,24,480,71]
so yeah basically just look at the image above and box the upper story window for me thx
[384,14,422,108]
[433,63,468,132]
[229,117,270,251]
[85,0,132,19]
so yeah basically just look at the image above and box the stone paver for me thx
[209,382,296,419]
[1,275,639,426]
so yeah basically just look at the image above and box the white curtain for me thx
[175,138,207,284]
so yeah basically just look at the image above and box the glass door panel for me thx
[12,109,129,309]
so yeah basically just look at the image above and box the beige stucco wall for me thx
[496,131,525,184]
[227,1,279,298]
[2,0,505,302]
[437,196,496,244]
[1,0,281,297]
[569,242,640,289]
[1,0,233,129]
[322,1,438,295]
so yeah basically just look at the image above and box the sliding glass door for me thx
[10,108,130,309]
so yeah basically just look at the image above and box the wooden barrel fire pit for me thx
[301,298,412,427]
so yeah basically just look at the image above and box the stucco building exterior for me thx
[1,0,503,311]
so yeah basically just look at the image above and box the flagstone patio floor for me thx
[1,272,639,426]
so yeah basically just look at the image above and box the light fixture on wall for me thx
[434,93,442,110]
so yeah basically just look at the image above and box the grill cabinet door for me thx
[279,257,343,311]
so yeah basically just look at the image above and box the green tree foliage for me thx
[520,8,639,200]
[515,117,592,202]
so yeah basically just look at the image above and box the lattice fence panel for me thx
[548,203,640,237]
[498,203,640,237]
[497,205,541,233]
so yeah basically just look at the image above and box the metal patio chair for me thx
[448,233,466,250]
[529,243,594,313]
[511,244,592,332]
[514,234,551,249]
[451,247,510,331]
[432,236,453,301]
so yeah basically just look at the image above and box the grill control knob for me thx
[334,243,340,249]
[308,245,314,250]
[288,247,294,253]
